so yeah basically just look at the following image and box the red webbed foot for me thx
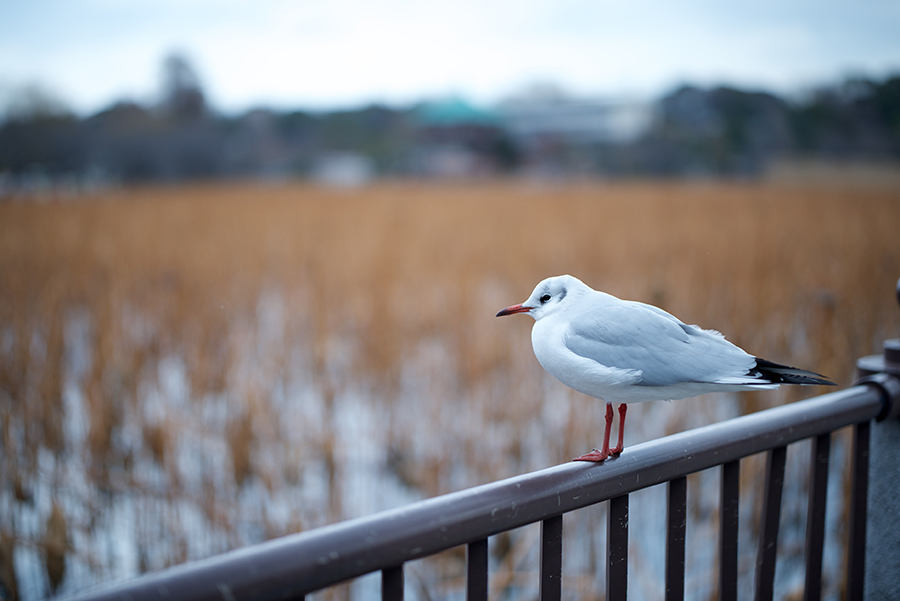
[573,448,609,462]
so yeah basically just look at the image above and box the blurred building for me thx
[312,152,375,187]
[499,84,655,177]
[501,84,654,144]
[411,98,514,178]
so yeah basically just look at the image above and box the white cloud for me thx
[1,0,899,114]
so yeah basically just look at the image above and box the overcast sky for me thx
[2,0,899,115]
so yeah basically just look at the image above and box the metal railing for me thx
[73,359,900,601]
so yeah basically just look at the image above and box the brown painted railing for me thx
[71,362,900,601]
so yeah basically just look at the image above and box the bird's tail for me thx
[752,358,836,386]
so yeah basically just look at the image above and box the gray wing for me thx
[564,301,755,386]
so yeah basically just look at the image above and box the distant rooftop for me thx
[415,98,500,127]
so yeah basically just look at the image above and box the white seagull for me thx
[497,275,835,462]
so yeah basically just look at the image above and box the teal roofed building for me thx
[412,98,514,177]
[414,98,501,127]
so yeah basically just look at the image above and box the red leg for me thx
[574,402,614,462]
[611,403,627,455]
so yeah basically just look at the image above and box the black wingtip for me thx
[752,358,837,386]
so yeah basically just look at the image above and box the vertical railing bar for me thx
[607,494,629,601]
[754,446,787,601]
[467,539,488,601]
[382,565,404,601]
[666,477,686,601]
[720,460,740,601]
[846,421,870,601]
[803,433,831,601]
[540,515,563,601]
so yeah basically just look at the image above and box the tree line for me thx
[1,57,898,186]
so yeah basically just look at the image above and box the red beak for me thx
[496,304,532,317]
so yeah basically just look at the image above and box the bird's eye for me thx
[540,294,551,303]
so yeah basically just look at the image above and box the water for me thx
[0,291,852,601]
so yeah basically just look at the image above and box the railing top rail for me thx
[75,384,886,601]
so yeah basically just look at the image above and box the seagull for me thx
[496,275,835,462]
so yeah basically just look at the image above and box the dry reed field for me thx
[1,180,899,601]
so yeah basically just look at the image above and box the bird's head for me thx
[496,275,585,321]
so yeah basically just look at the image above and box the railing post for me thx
[382,565,404,601]
[856,278,900,601]
[540,516,563,601]
[607,495,629,601]
[845,422,869,601]
[665,477,686,601]
[754,446,786,601]
[467,539,488,601]
[803,433,830,601]
[858,404,900,601]
[719,461,740,601]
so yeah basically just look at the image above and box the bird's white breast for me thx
[531,313,642,400]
